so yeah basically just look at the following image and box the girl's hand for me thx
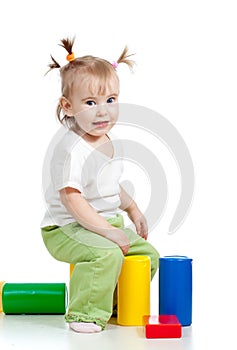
[119,186,148,240]
[128,206,148,240]
[105,229,130,255]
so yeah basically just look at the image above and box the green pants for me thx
[41,215,159,330]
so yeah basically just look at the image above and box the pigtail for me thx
[117,46,135,71]
[44,55,61,75]
[59,37,75,55]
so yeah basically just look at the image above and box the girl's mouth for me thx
[92,121,109,128]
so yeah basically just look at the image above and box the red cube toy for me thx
[144,315,182,338]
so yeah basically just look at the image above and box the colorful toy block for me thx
[1,283,67,314]
[117,256,150,326]
[144,315,182,338]
[159,256,192,326]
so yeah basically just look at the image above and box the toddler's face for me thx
[66,75,119,137]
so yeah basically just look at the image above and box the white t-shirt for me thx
[41,130,123,227]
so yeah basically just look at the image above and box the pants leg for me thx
[67,248,124,327]
[41,222,124,330]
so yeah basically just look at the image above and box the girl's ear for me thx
[60,97,74,116]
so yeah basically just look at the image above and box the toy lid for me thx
[160,255,192,262]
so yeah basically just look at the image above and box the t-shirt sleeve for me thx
[51,146,87,193]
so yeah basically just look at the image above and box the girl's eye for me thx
[107,97,116,104]
[86,100,96,106]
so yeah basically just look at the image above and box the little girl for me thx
[41,37,159,333]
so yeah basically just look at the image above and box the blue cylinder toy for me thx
[159,255,192,326]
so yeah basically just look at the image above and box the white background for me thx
[0,0,237,348]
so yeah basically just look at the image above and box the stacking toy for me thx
[117,255,150,326]
[144,315,182,338]
[2,283,67,314]
[159,255,192,326]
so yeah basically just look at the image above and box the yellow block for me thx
[0,281,5,313]
[70,264,75,278]
[117,255,150,326]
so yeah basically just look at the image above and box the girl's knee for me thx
[142,241,159,264]
[93,247,124,269]
[109,248,124,267]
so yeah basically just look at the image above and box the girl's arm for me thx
[59,187,130,254]
[119,185,148,240]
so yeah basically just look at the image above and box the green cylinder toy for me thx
[2,283,67,314]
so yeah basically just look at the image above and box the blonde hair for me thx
[46,37,135,127]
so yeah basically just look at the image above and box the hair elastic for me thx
[112,61,119,69]
[66,53,75,62]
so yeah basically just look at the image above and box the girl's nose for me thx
[96,104,108,117]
